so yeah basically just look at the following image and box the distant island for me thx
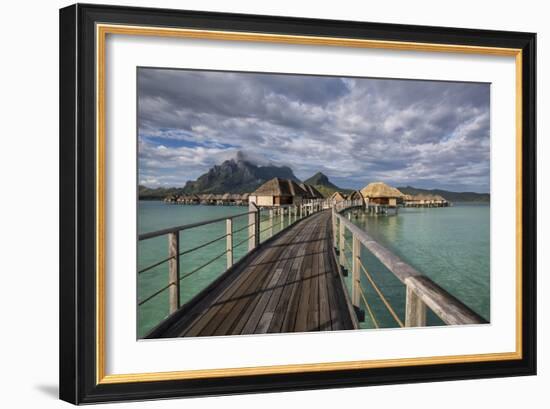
[139,156,489,203]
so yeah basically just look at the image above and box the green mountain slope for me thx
[302,172,352,198]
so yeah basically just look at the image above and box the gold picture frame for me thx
[60,4,536,404]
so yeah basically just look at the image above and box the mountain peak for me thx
[304,172,333,187]
[181,157,300,194]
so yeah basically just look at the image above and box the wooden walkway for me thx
[152,210,357,338]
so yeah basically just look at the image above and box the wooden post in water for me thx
[351,233,361,309]
[168,232,180,314]
[226,218,233,269]
[405,283,426,327]
[339,219,346,267]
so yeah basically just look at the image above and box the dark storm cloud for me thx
[138,68,490,192]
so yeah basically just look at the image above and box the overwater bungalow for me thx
[241,193,250,206]
[201,193,215,205]
[221,192,232,205]
[249,177,307,207]
[403,193,449,207]
[432,194,449,207]
[360,182,403,207]
[330,191,346,204]
[186,194,200,205]
[164,194,177,203]
[299,183,324,199]
[347,190,363,201]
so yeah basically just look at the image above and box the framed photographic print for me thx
[59,3,536,404]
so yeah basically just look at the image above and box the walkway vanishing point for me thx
[141,199,486,339]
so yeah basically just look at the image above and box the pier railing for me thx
[138,198,330,331]
[332,208,486,327]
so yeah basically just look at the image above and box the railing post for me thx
[352,233,361,309]
[255,208,260,247]
[332,208,338,249]
[248,202,259,251]
[168,232,180,314]
[269,208,274,237]
[281,206,285,227]
[405,282,426,327]
[339,219,346,268]
[226,218,233,269]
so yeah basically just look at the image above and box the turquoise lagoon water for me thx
[343,204,490,329]
[137,201,489,336]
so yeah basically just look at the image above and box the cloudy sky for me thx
[138,68,490,193]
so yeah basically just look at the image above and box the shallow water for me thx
[342,204,490,329]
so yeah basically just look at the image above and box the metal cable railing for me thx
[138,198,330,333]
[333,207,486,328]
[357,258,404,327]
[357,284,379,328]
[179,249,229,281]
[233,233,255,250]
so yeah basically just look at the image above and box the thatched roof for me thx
[360,182,403,198]
[241,193,250,200]
[299,183,324,199]
[204,193,215,200]
[347,190,363,200]
[222,193,231,200]
[252,178,307,197]
[330,191,346,202]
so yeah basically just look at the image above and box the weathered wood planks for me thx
[154,210,356,337]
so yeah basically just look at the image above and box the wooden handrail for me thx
[333,210,486,326]
[139,210,255,241]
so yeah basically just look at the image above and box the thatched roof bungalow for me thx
[221,193,233,204]
[330,191,346,203]
[249,178,307,207]
[164,194,177,203]
[360,182,403,207]
[187,194,200,204]
[201,193,216,205]
[299,183,324,199]
[346,190,365,206]
[403,193,449,207]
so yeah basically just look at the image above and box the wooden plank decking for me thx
[153,210,356,338]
